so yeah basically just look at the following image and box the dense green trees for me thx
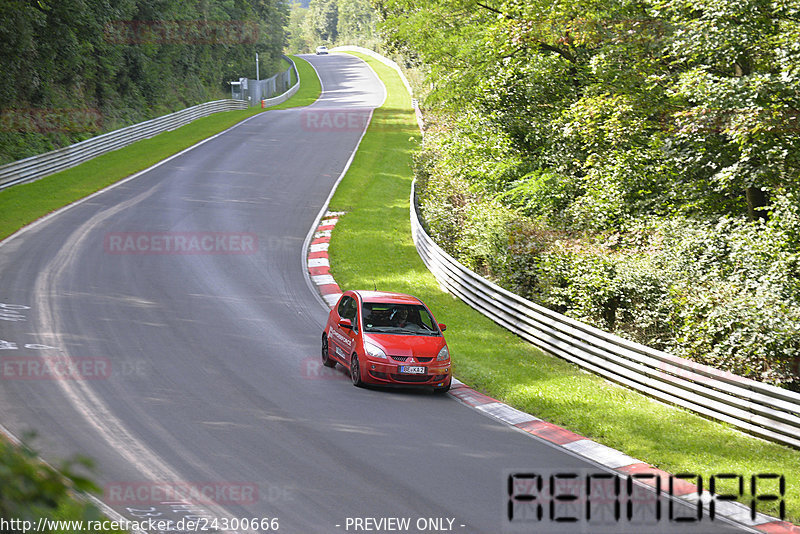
[379,0,800,387]
[0,0,287,164]
[337,0,378,44]
[0,438,123,532]
[309,0,340,42]
[285,0,377,53]
[287,3,313,52]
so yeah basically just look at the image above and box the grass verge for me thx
[0,55,321,242]
[326,51,800,524]
[271,55,320,111]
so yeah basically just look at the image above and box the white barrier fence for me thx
[0,100,248,191]
[410,181,800,449]
[260,56,300,108]
[238,55,300,107]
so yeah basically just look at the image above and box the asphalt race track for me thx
[0,54,746,533]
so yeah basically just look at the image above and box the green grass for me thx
[326,51,800,524]
[270,55,320,110]
[0,55,321,242]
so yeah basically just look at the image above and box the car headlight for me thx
[364,341,387,359]
[437,346,450,361]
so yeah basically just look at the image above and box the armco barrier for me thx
[260,55,300,108]
[341,43,800,450]
[0,99,247,191]
[410,181,800,449]
[247,55,300,107]
[0,56,301,190]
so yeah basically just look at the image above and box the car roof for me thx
[353,290,422,305]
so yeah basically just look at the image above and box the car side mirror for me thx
[339,318,353,330]
[438,323,447,332]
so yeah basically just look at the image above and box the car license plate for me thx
[400,365,425,374]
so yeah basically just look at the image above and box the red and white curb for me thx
[308,211,345,308]
[447,381,796,533]
[305,213,796,532]
[308,218,800,534]
[303,54,797,528]
[305,218,796,533]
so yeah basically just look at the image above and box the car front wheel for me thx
[321,334,336,368]
[350,353,364,387]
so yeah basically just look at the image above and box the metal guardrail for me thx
[236,55,299,107]
[0,99,247,191]
[410,181,800,449]
[0,57,302,191]
[260,56,300,108]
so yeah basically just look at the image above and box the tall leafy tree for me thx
[656,0,800,220]
[0,0,288,164]
[377,0,800,386]
[337,0,377,45]
[286,2,313,52]
[308,0,339,42]
[380,0,800,222]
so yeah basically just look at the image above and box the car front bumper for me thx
[363,360,450,387]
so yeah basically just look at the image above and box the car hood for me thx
[365,333,445,358]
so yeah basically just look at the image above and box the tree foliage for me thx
[0,437,124,532]
[383,0,800,387]
[284,0,378,52]
[337,0,378,44]
[309,0,340,42]
[0,0,288,164]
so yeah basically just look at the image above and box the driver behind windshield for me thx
[390,307,409,327]
[362,303,439,334]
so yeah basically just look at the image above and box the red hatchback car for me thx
[322,291,452,392]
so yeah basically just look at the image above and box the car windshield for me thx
[361,302,440,335]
